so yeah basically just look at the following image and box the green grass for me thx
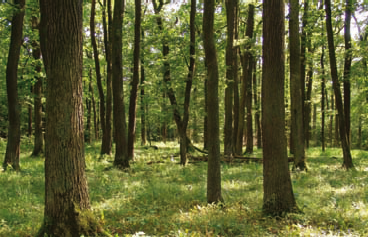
[1,141,368,236]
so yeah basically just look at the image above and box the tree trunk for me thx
[262,0,298,215]
[91,0,107,153]
[112,0,129,169]
[224,0,235,156]
[289,0,306,170]
[254,60,262,149]
[245,53,254,154]
[203,0,223,204]
[37,1,104,235]
[3,0,25,171]
[343,0,352,145]
[203,77,209,150]
[127,0,141,160]
[236,4,254,155]
[325,0,354,169]
[232,0,239,153]
[31,38,44,156]
[321,46,326,151]
[140,28,147,146]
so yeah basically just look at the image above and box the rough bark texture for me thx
[203,0,223,204]
[262,0,298,215]
[3,0,25,171]
[127,0,142,161]
[343,0,352,145]
[289,0,306,170]
[325,0,354,169]
[38,1,102,235]
[224,0,235,156]
[112,0,129,169]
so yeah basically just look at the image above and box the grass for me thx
[1,139,368,236]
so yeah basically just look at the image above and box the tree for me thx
[3,0,26,171]
[37,0,105,235]
[203,0,223,204]
[325,0,354,169]
[262,0,298,215]
[224,0,235,156]
[112,0,129,169]
[289,0,306,170]
[127,0,142,160]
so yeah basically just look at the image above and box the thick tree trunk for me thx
[289,0,306,170]
[203,0,223,204]
[3,0,25,171]
[262,0,298,215]
[343,0,352,145]
[112,0,129,169]
[38,1,104,235]
[224,0,235,156]
[127,0,142,160]
[325,0,354,169]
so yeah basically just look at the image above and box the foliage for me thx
[1,142,368,236]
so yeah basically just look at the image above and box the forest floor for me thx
[1,138,368,236]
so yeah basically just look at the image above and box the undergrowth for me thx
[0,139,368,236]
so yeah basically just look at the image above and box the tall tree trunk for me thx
[321,46,326,151]
[300,0,308,147]
[101,0,113,155]
[3,0,25,171]
[236,4,254,155]
[112,0,129,169]
[203,76,209,150]
[31,36,44,156]
[127,0,141,160]
[262,0,298,215]
[305,43,314,148]
[37,1,104,235]
[179,0,196,165]
[245,53,254,154]
[89,69,98,141]
[203,0,223,204]
[91,0,107,153]
[140,29,147,146]
[325,0,354,169]
[343,0,352,145]
[254,59,262,149]
[232,0,239,154]
[289,0,306,170]
[224,0,235,156]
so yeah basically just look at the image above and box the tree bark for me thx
[325,0,354,169]
[289,0,306,170]
[224,0,235,156]
[37,1,104,235]
[31,35,44,156]
[112,0,129,169]
[254,59,262,149]
[203,0,223,204]
[343,0,352,145]
[262,0,298,215]
[127,0,142,160]
[232,0,239,153]
[300,0,308,147]
[3,0,25,171]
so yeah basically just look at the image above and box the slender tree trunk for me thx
[321,46,326,151]
[89,71,98,141]
[203,0,223,204]
[262,0,298,215]
[112,0,129,169]
[203,76,209,150]
[236,4,254,155]
[224,0,235,156]
[245,56,254,154]
[343,0,352,145]
[289,0,306,170]
[232,0,239,153]
[255,60,262,149]
[329,93,334,147]
[127,0,141,160]
[140,29,147,146]
[31,38,44,156]
[300,0,308,147]
[3,0,25,171]
[37,1,104,235]
[28,89,32,137]
[179,0,196,165]
[91,0,107,153]
[325,0,354,169]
